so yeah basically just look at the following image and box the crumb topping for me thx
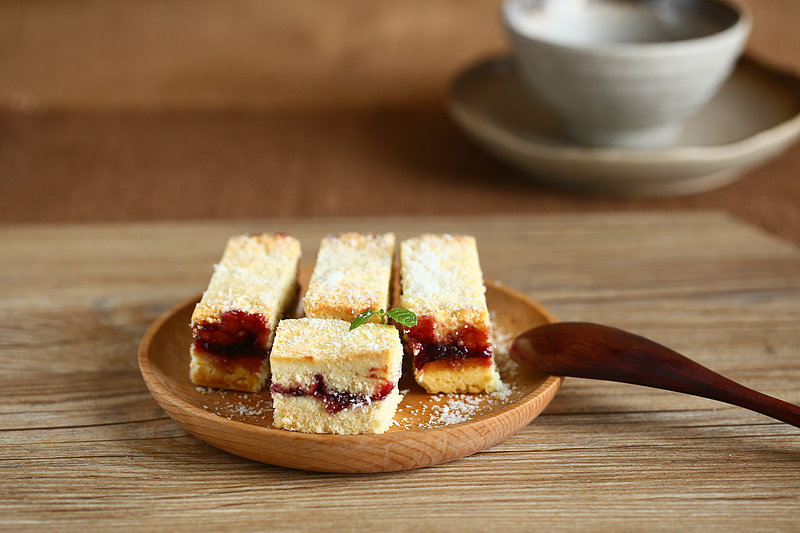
[400,234,491,338]
[304,232,394,320]
[271,317,399,361]
[400,234,488,318]
[192,233,300,325]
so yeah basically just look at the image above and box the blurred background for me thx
[1,0,798,241]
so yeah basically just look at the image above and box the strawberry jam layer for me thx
[405,315,492,371]
[193,310,271,360]
[270,374,395,414]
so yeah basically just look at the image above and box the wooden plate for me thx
[138,279,561,473]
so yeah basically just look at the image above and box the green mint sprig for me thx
[349,308,418,330]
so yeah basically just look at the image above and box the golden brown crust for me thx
[414,358,500,394]
[304,233,394,322]
[190,344,268,393]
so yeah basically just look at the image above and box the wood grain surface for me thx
[2,213,800,531]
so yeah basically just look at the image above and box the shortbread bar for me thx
[304,232,395,322]
[400,234,500,394]
[190,233,301,392]
[270,318,403,434]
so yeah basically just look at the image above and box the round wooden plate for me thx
[138,280,562,473]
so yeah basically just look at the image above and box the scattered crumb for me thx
[197,390,274,422]
[430,395,483,425]
[491,319,514,352]
[227,403,273,417]
[491,316,521,381]
[390,316,521,430]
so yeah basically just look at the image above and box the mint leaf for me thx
[351,308,417,330]
[350,310,379,330]
[385,308,417,327]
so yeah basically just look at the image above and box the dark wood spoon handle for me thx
[510,322,800,428]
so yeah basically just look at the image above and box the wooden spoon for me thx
[510,322,800,428]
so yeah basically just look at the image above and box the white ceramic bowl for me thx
[503,0,751,148]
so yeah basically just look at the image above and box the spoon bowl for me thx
[510,322,800,427]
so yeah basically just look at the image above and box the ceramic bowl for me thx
[503,0,751,148]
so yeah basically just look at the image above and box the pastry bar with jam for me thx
[190,233,301,392]
[303,232,395,322]
[269,318,403,435]
[400,234,500,394]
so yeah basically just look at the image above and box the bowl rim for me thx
[502,0,751,56]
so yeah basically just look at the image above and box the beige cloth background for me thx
[1,0,797,110]
[0,0,799,245]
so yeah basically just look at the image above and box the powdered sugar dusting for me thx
[304,233,394,319]
[389,316,523,430]
[199,390,275,422]
[394,388,514,430]
[272,317,399,361]
[192,233,300,324]
[399,234,489,320]
[491,311,521,381]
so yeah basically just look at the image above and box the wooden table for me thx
[3,213,799,530]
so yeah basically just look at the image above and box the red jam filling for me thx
[270,374,395,414]
[405,315,492,371]
[193,310,271,361]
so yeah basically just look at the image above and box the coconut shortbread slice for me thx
[269,318,403,435]
[303,232,395,322]
[190,233,301,392]
[400,234,500,394]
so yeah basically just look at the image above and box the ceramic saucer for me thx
[448,56,800,197]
